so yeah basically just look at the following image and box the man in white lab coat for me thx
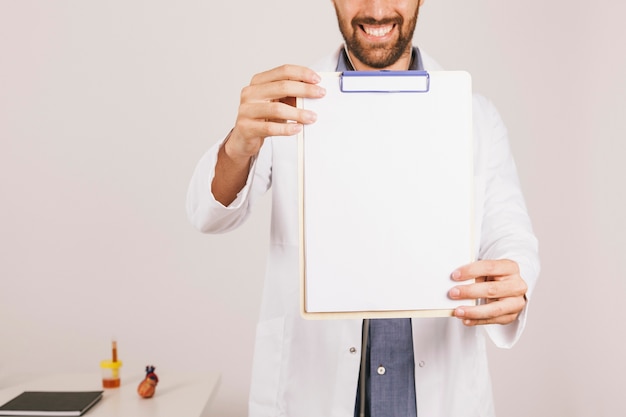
[187,1,539,416]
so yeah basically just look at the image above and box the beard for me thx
[335,8,419,69]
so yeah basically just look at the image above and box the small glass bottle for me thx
[100,360,123,388]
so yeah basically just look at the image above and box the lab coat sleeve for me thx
[186,135,272,234]
[474,96,540,348]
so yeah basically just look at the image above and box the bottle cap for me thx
[100,360,123,369]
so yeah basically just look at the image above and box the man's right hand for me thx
[226,64,326,162]
[212,65,325,206]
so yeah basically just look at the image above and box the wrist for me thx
[222,129,254,167]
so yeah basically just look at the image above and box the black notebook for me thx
[0,391,103,416]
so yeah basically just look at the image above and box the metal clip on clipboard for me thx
[340,70,430,93]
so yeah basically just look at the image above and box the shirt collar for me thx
[336,45,424,72]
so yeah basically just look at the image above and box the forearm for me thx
[212,137,254,206]
[186,133,273,234]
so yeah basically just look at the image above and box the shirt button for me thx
[377,366,386,375]
[418,361,426,368]
[349,347,357,354]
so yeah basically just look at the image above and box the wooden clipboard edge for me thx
[297,96,307,320]
[465,71,477,297]
[301,308,455,320]
[297,71,478,320]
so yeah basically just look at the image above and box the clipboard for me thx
[298,70,475,319]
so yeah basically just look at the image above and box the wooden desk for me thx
[0,372,220,417]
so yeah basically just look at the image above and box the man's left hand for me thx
[448,259,528,326]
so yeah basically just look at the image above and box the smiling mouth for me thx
[360,23,395,38]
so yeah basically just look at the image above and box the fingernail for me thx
[290,124,303,134]
[304,111,317,123]
[451,270,461,280]
[455,308,465,317]
[318,87,326,97]
[312,73,321,83]
[449,288,460,298]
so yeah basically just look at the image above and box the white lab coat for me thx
[187,47,540,417]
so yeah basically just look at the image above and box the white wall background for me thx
[1,1,624,416]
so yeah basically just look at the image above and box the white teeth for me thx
[363,25,392,37]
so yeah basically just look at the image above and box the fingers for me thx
[453,296,527,326]
[450,259,519,282]
[449,276,527,301]
[244,65,325,108]
[231,118,304,153]
[242,77,326,103]
[232,101,314,151]
[238,100,317,128]
[250,64,321,86]
[238,78,324,129]
[230,65,326,159]
[448,259,528,326]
